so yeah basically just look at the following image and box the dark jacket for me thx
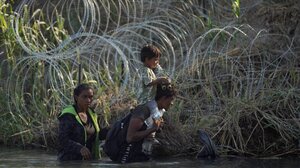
[57,105,107,161]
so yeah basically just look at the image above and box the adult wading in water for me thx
[57,83,109,161]
[105,82,176,163]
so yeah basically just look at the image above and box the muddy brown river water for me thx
[0,146,299,168]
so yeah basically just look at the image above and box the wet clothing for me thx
[117,103,152,163]
[57,105,107,161]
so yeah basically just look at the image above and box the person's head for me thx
[155,82,177,111]
[140,44,161,69]
[73,83,94,109]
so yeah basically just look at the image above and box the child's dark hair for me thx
[73,83,93,103]
[140,44,161,62]
[155,83,177,101]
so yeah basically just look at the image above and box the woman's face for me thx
[75,89,94,110]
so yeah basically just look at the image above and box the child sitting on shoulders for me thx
[138,44,170,155]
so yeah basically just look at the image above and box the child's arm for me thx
[153,64,169,77]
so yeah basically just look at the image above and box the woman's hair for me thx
[73,83,93,103]
[155,82,177,101]
[140,44,161,62]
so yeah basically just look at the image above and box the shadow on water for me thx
[1,146,299,168]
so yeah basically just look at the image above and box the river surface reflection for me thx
[0,146,299,168]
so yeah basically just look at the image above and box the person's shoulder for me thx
[62,105,75,111]
[138,65,150,73]
[88,107,96,113]
[58,113,75,121]
[131,103,151,120]
[58,105,76,119]
[135,103,150,112]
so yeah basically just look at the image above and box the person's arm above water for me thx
[126,105,162,143]
[126,117,160,143]
[59,114,93,160]
[58,114,85,155]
